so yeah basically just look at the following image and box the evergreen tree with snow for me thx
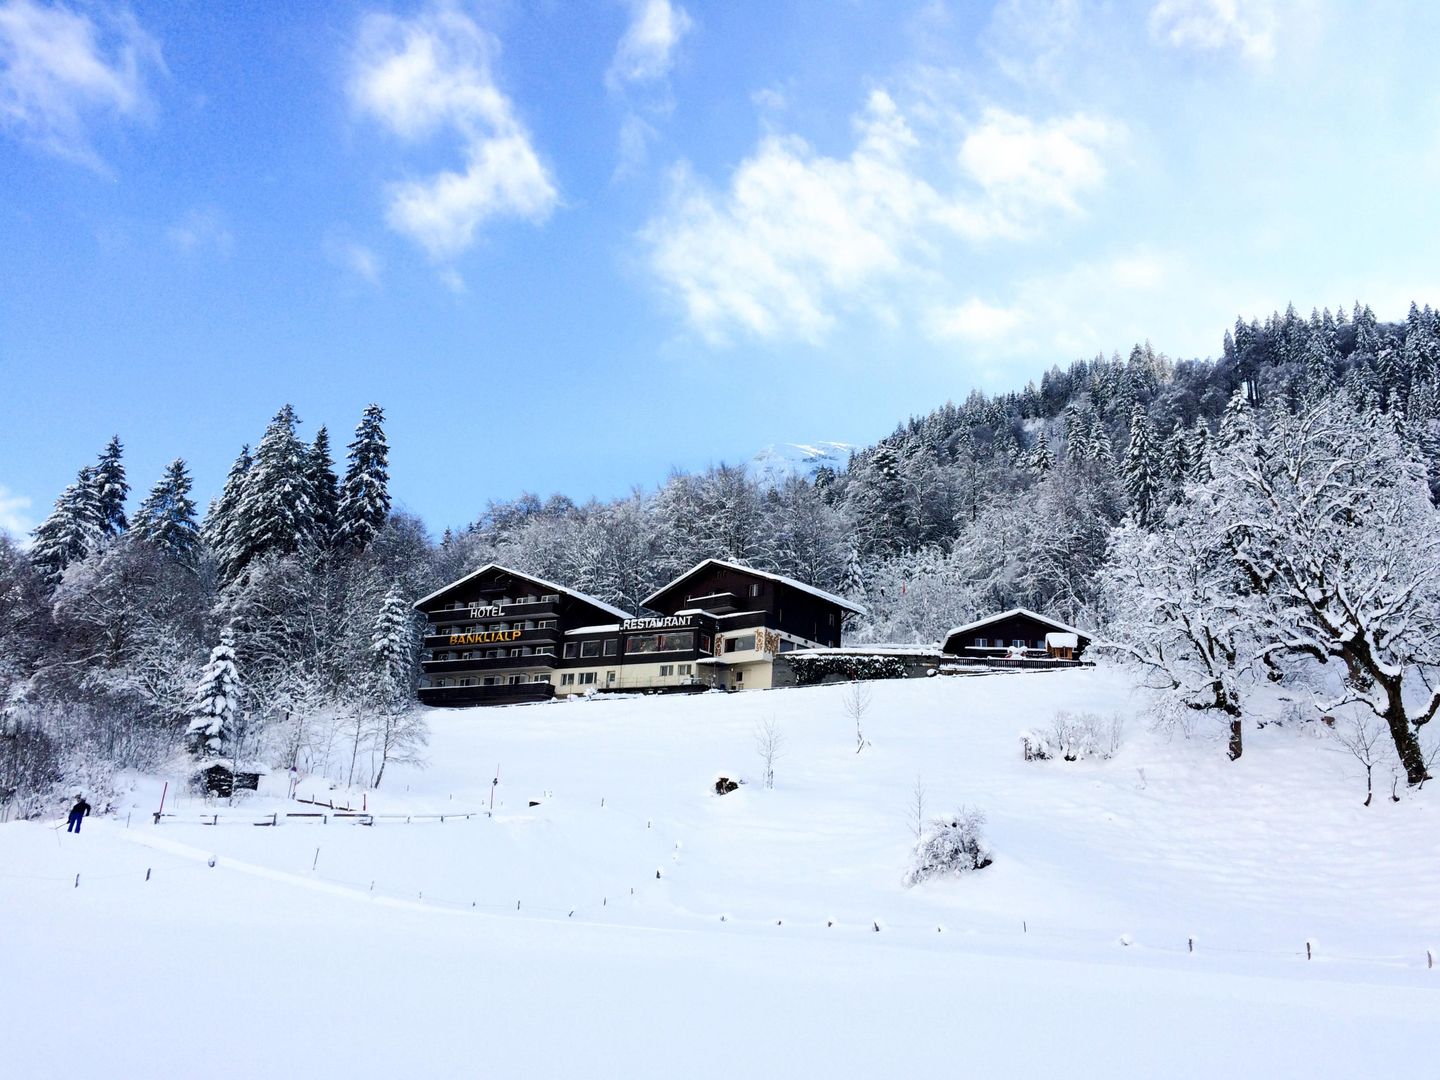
[186,630,243,759]
[230,406,315,576]
[1219,388,1254,448]
[132,459,201,563]
[1122,406,1161,528]
[93,435,129,537]
[204,446,252,582]
[305,426,341,550]
[370,585,415,709]
[29,466,104,587]
[335,404,391,553]
[1028,428,1053,476]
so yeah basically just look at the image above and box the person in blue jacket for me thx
[67,795,91,833]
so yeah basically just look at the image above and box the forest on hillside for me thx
[4,300,1440,813]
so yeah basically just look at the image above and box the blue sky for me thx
[3,0,1439,540]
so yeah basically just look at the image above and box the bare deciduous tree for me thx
[1328,713,1386,806]
[844,682,872,753]
[909,774,927,839]
[754,717,783,790]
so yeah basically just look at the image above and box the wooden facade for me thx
[940,608,1091,662]
[414,560,866,708]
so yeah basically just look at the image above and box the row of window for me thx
[431,646,556,661]
[440,594,560,611]
[431,662,698,690]
[973,638,1043,649]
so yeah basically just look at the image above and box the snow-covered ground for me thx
[4,667,1438,1076]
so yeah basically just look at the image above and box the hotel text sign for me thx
[622,616,694,631]
[448,629,522,646]
[468,604,504,618]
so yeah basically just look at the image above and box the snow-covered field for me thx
[4,667,1438,1077]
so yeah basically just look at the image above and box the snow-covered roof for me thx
[943,608,1090,644]
[565,624,621,636]
[641,558,867,616]
[1045,632,1079,648]
[413,564,633,622]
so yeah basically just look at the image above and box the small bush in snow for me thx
[1021,711,1123,762]
[903,806,992,886]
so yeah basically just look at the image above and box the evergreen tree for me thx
[1219,389,1254,448]
[370,585,415,709]
[204,446,252,581]
[305,426,341,549]
[29,466,104,587]
[1301,329,1335,403]
[231,406,315,575]
[1122,406,1161,528]
[132,458,201,562]
[1028,429,1053,476]
[336,404,391,552]
[1166,426,1191,498]
[93,435,129,537]
[186,630,243,759]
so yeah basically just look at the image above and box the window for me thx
[827,612,835,626]
[700,634,712,654]
[436,678,449,687]
[533,674,549,683]
[508,675,523,685]
[603,639,617,656]
[975,637,988,647]
[1012,639,1025,648]
[606,671,616,684]
[581,640,601,658]
[483,676,498,686]
[539,620,557,629]
[725,634,756,653]
[625,632,695,653]
[678,664,692,676]
[735,670,744,683]
[779,640,796,653]
[535,646,554,656]
[659,664,674,677]
[563,642,578,659]
[561,673,576,686]
[749,583,762,598]
[579,672,597,685]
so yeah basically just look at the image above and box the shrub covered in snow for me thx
[1021,711,1124,762]
[903,806,992,886]
[787,654,908,685]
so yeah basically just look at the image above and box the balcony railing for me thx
[419,682,555,708]
[421,654,560,675]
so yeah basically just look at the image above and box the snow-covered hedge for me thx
[787,654,908,685]
[903,806,993,886]
[1021,711,1124,762]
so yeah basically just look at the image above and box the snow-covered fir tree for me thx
[335,404,391,552]
[132,458,200,562]
[93,435,129,537]
[305,426,341,549]
[230,405,315,576]
[1028,428,1054,476]
[186,630,244,759]
[29,466,104,587]
[203,445,252,582]
[1122,406,1161,528]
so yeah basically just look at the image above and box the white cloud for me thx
[1148,0,1277,61]
[350,2,557,261]
[607,0,692,90]
[324,231,382,284]
[928,297,1025,342]
[0,483,35,543]
[0,0,162,168]
[642,89,1118,343]
[166,207,233,257]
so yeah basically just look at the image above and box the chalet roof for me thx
[641,558,868,616]
[942,608,1091,645]
[412,563,633,621]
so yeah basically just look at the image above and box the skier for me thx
[66,794,91,833]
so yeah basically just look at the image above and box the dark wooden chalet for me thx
[413,564,632,707]
[940,608,1091,662]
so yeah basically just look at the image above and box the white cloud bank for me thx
[643,90,1118,343]
[1148,0,1277,61]
[0,0,162,169]
[350,2,557,262]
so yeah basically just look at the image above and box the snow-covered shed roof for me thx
[942,608,1090,649]
[1045,632,1079,649]
[641,558,867,616]
[412,564,633,622]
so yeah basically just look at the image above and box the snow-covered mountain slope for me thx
[746,440,854,488]
[4,668,1438,1077]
